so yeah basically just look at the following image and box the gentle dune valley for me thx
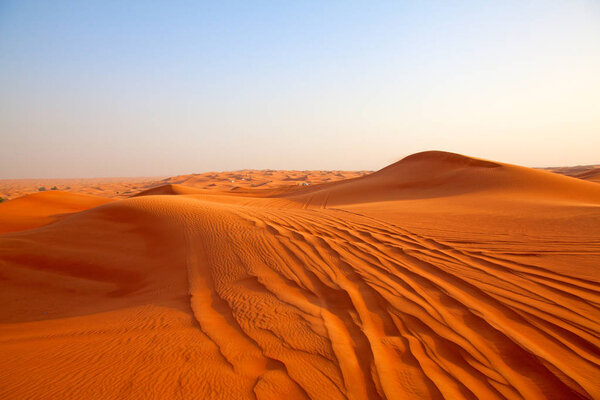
[1,151,599,399]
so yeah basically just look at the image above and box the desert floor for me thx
[1,151,599,399]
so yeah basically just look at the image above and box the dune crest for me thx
[282,151,600,208]
[393,150,502,168]
[133,183,209,197]
[0,191,112,233]
[1,152,599,399]
[545,165,600,184]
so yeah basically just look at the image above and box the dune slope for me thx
[0,191,112,233]
[1,151,599,400]
[283,151,600,207]
[545,165,600,184]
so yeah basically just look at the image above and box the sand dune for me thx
[133,183,211,197]
[1,151,599,399]
[0,191,112,233]
[0,170,368,201]
[545,165,600,184]
[283,151,600,207]
[0,177,161,200]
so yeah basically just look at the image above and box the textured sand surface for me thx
[1,151,599,399]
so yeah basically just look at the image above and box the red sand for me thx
[1,151,599,399]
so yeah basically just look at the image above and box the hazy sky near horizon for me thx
[1,1,599,178]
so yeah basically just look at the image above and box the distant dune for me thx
[1,158,597,202]
[544,165,600,184]
[283,151,600,207]
[0,176,161,200]
[1,151,599,399]
[0,170,369,201]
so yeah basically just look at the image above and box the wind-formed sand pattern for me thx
[1,151,599,399]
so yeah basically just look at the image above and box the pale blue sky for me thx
[1,1,599,178]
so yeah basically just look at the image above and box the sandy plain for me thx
[1,151,599,399]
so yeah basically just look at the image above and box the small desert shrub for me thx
[51,186,58,190]
[0,197,5,203]
[38,186,46,191]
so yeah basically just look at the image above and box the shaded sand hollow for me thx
[1,151,599,399]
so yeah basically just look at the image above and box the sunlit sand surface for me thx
[0,170,369,200]
[1,151,599,399]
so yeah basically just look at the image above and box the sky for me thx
[1,0,599,178]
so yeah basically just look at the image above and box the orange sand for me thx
[0,176,161,200]
[1,151,599,399]
[0,170,369,201]
[544,165,600,184]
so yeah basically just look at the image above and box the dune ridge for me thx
[282,151,600,207]
[544,165,600,184]
[0,191,113,233]
[1,151,599,399]
[0,170,369,201]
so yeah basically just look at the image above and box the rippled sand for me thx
[1,151,599,399]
